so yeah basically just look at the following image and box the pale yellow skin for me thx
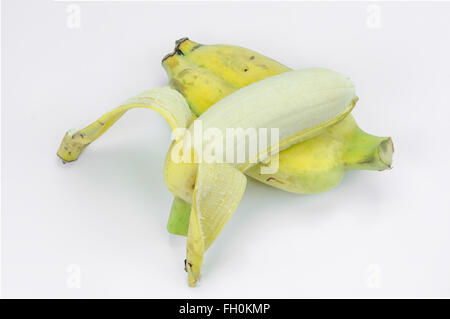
[162,39,393,196]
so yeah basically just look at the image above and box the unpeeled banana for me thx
[57,38,393,287]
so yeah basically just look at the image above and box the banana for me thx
[58,67,358,286]
[57,39,393,286]
[162,38,393,237]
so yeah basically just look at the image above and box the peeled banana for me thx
[57,38,393,287]
[162,38,393,236]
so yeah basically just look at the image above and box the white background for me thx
[2,0,450,298]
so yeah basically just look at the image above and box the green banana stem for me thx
[344,129,393,171]
[167,197,191,236]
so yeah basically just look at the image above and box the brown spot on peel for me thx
[266,177,284,184]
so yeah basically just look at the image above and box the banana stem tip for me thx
[378,137,394,169]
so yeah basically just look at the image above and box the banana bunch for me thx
[163,39,393,236]
[57,38,393,287]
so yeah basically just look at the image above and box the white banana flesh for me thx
[184,68,357,171]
